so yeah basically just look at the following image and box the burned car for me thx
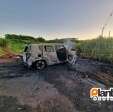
[23,42,77,70]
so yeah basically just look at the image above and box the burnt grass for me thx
[39,65,113,112]
[0,59,113,112]
[0,96,31,112]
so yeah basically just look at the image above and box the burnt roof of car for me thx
[30,43,64,46]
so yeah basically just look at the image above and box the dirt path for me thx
[0,59,113,112]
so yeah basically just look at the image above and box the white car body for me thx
[23,43,77,69]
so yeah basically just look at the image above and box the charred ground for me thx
[0,58,113,112]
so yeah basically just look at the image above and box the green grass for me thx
[0,48,4,56]
[0,39,25,56]
[77,37,113,63]
[8,40,25,54]
[0,38,8,48]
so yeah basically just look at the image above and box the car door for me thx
[23,45,31,63]
[44,45,58,64]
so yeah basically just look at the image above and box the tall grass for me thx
[78,37,113,63]
[0,38,8,48]
[0,38,8,56]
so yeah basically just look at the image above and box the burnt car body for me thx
[23,42,77,70]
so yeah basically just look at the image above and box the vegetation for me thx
[0,34,113,63]
[4,34,46,53]
[0,38,8,48]
[5,34,46,43]
[77,36,113,63]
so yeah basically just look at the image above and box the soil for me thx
[0,58,113,112]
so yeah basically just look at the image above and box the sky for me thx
[0,0,113,40]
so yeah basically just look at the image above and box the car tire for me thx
[34,60,47,70]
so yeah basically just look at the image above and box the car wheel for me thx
[35,60,47,70]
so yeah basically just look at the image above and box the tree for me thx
[36,37,45,43]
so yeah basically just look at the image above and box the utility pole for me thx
[109,31,111,37]
[101,26,105,37]
[101,10,113,37]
